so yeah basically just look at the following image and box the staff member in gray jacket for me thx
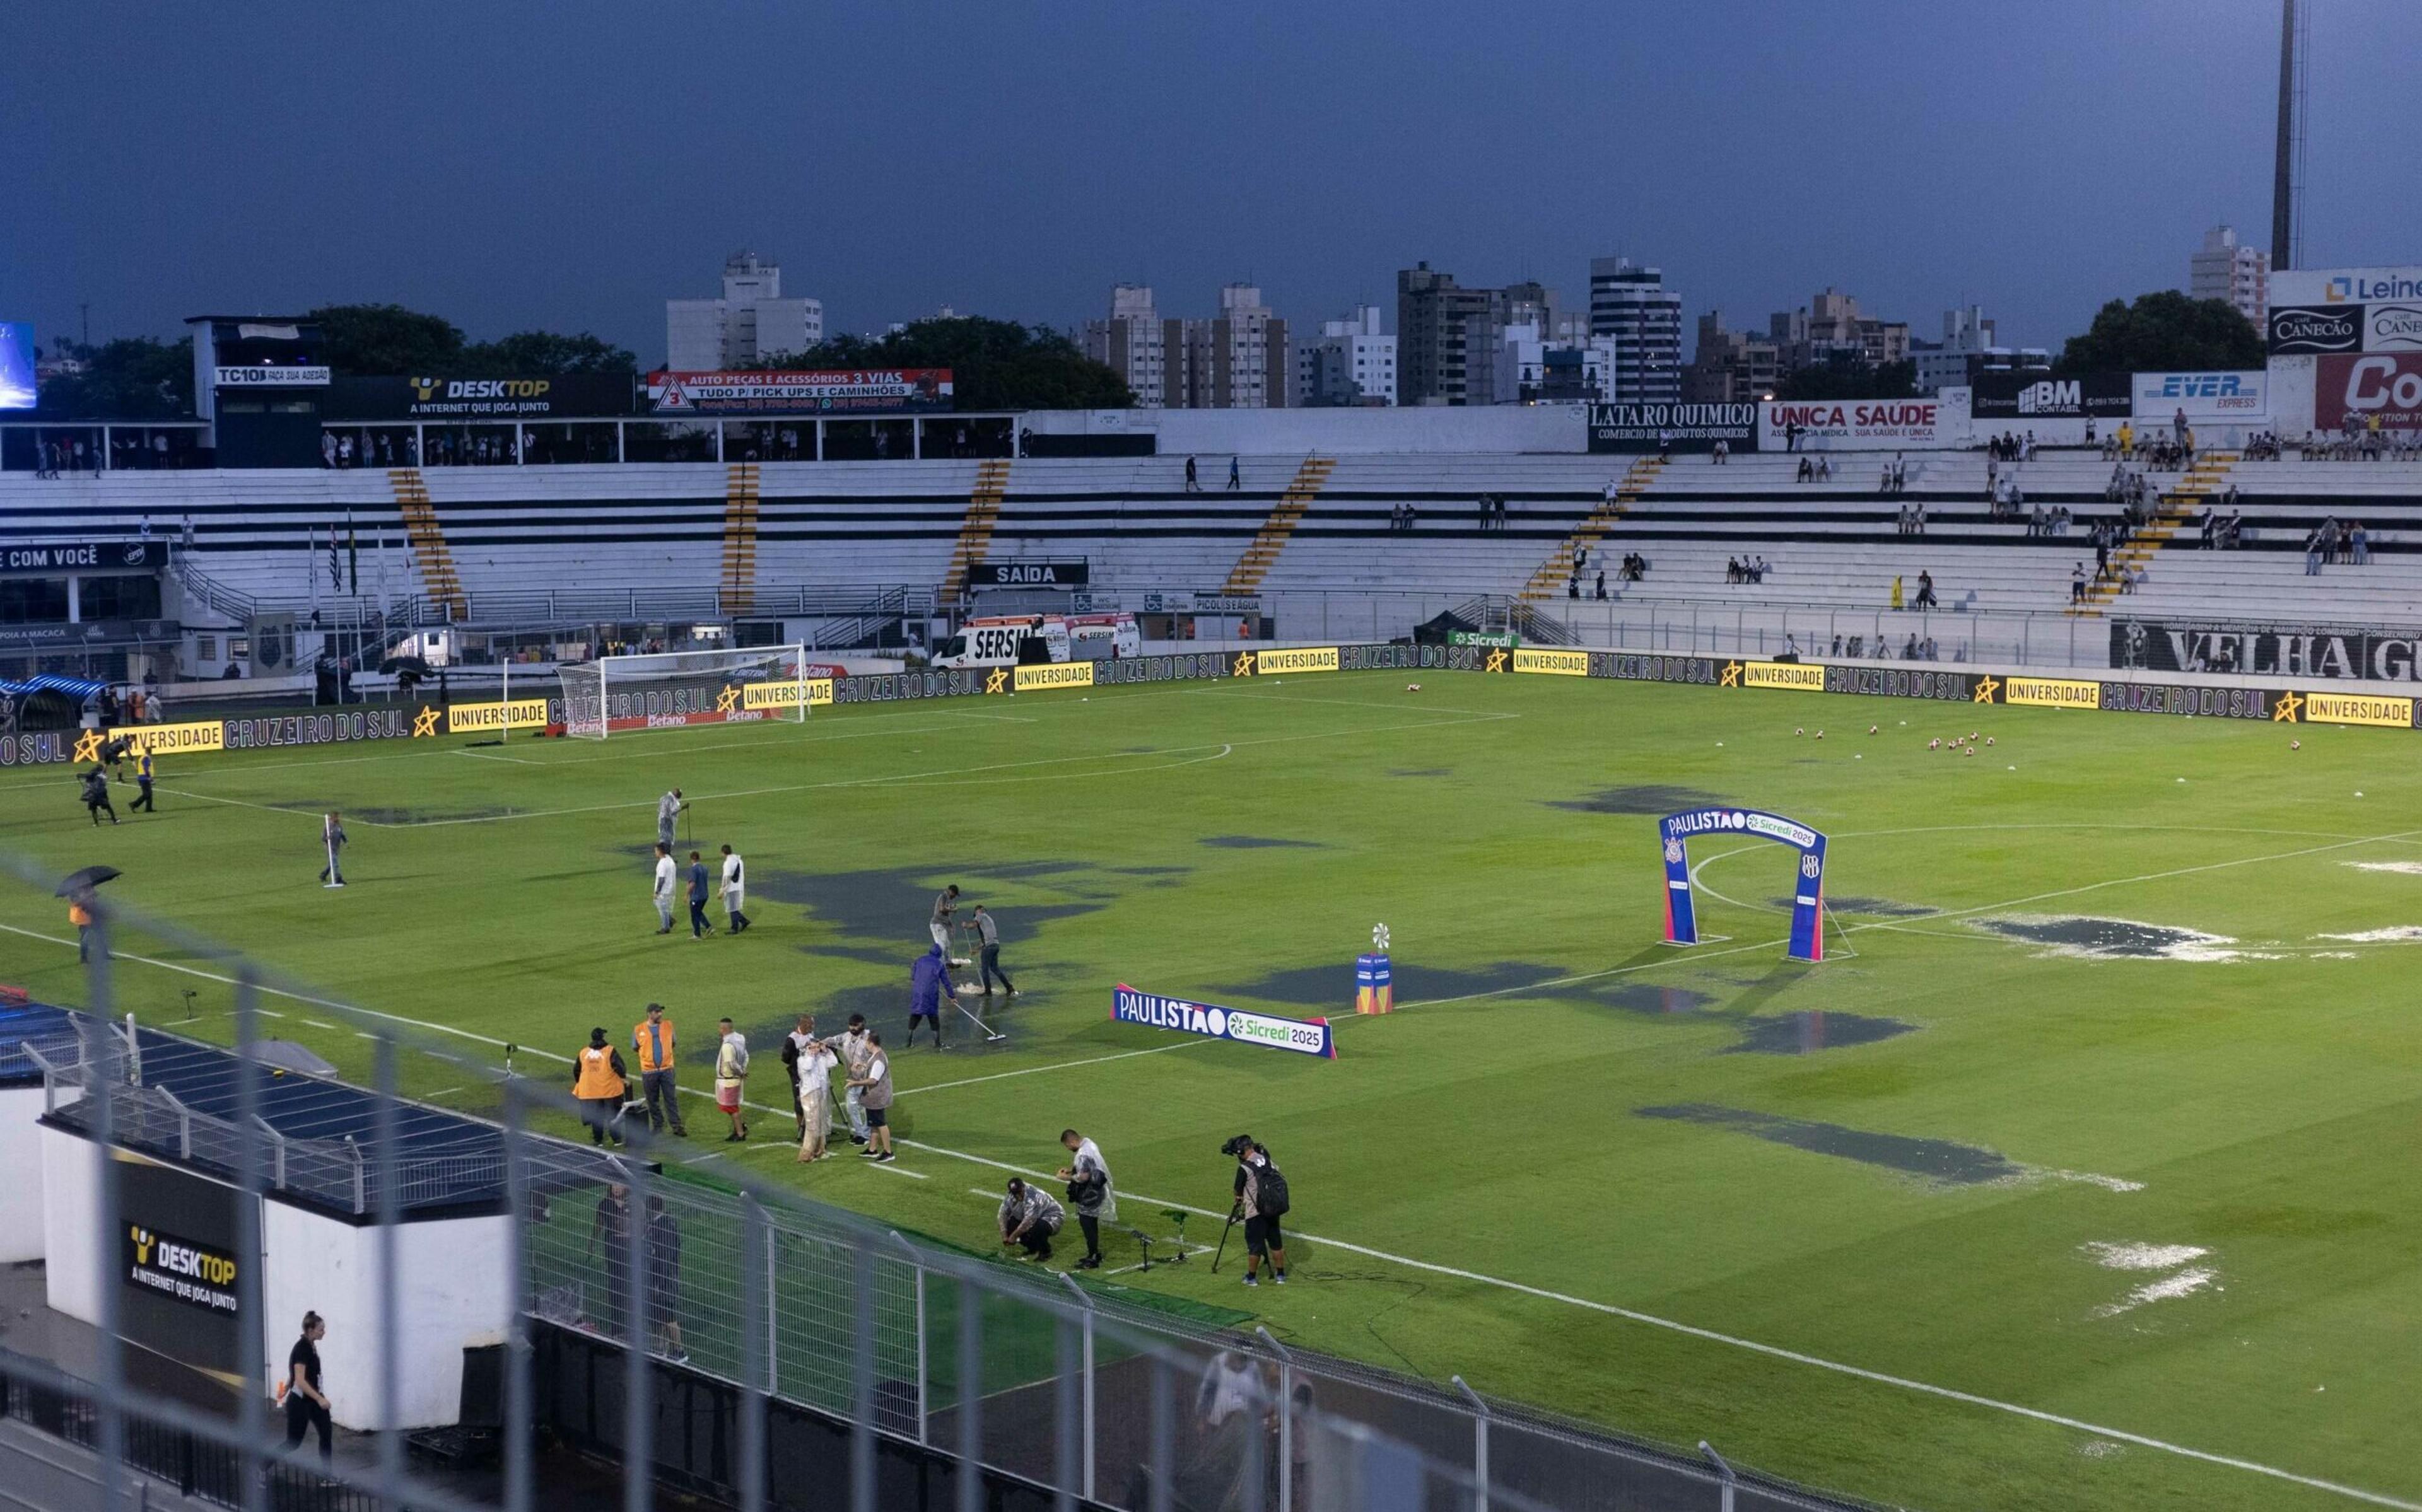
[972,904,1018,997]
[997,1177,1063,1261]
[850,1033,896,1163]
[657,788,686,849]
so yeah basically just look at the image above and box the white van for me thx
[934,614,1140,669]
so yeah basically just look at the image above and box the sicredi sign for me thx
[2131,371,2267,419]
[2270,265,2422,308]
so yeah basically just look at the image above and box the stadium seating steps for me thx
[2,451,2418,626]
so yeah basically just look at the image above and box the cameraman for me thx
[1227,1136,1290,1288]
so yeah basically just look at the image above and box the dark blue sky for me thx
[6,1,2416,363]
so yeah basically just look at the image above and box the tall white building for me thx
[1494,322,1618,405]
[1911,305,1998,395]
[1082,285,1174,405]
[665,251,824,369]
[2191,225,2269,324]
[1081,283,1289,409]
[1588,258,1682,403]
[1296,305,1396,407]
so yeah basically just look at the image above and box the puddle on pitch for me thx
[1767,895,1936,918]
[1725,1011,1916,1055]
[344,805,526,825]
[1974,915,2249,962]
[1637,1103,2022,1185]
[1219,960,1564,1008]
[1592,984,1718,1016]
[1546,784,1728,815]
[1200,835,1322,849]
[753,859,1171,953]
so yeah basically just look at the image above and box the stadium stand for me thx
[4,450,2421,634]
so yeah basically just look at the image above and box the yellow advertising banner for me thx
[1740,660,1826,692]
[1512,648,1589,677]
[2302,691,2414,728]
[85,721,226,760]
[1255,646,1341,675]
[445,699,553,733]
[2003,677,2102,711]
[1013,661,1097,692]
[742,678,836,710]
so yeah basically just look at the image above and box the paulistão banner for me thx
[1111,984,1336,1058]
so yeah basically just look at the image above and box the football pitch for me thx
[4,671,2419,1512]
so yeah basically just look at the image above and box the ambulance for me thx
[933,614,1140,669]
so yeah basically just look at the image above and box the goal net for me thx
[556,644,817,740]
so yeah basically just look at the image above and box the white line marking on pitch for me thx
[453,748,542,765]
[16,868,2419,1503]
[898,1038,1214,1096]
[869,1161,927,1178]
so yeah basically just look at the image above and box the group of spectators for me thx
[2024,503,2078,537]
[1724,555,1773,584]
[1876,457,1912,493]
[1386,501,1420,532]
[1825,631,1943,661]
[2304,517,2372,574]
[1474,494,1512,530]
[30,437,97,477]
[2295,422,2422,462]
[1793,455,1835,482]
[2196,491,2247,549]
[1894,502,1929,535]
[1984,431,2039,463]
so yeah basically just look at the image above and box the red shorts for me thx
[715,1081,742,1114]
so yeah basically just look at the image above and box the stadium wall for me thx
[6,642,2414,781]
[0,1088,49,1263]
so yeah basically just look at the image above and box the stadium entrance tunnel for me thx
[1639,1103,2023,1186]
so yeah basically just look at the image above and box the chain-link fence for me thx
[0,857,1883,1512]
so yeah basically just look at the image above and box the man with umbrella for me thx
[57,866,119,964]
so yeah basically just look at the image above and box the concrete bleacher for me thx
[4,450,2421,632]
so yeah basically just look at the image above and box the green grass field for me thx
[6,671,2419,1512]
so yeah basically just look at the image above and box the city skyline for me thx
[6,1,2419,364]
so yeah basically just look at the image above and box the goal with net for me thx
[556,644,821,740]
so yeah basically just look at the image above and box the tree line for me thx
[34,305,1130,418]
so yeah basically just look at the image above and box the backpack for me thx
[1254,1160,1290,1218]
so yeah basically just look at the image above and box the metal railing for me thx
[5,861,1893,1512]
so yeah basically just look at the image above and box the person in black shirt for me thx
[282,1311,333,1462]
[646,1195,686,1363]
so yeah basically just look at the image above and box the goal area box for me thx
[556,645,821,740]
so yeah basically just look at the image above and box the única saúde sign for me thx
[1111,986,1336,1058]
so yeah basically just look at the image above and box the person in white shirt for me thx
[1056,1129,1114,1269]
[791,1018,838,1161]
[713,1018,749,1142]
[652,844,677,934]
[837,1016,873,1146]
[1196,1351,1263,1429]
[718,844,751,933]
[848,1035,895,1161]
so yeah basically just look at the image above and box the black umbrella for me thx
[379,654,435,678]
[56,864,120,897]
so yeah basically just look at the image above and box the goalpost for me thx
[556,644,815,740]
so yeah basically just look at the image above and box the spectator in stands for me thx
[1815,457,1832,482]
[2351,520,2370,565]
[1185,456,1200,491]
[1594,569,1607,600]
[2071,564,2087,603]
[1796,457,1814,483]
[1568,570,1581,600]
[2303,525,2324,574]
[1712,438,1729,464]
[1227,457,1241,491]
[1784,420,1803,453]
[1914,571,1938,610]
[1903,634,1920,659]
[2085,416,2097,448]
[1726,556,1742,583]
